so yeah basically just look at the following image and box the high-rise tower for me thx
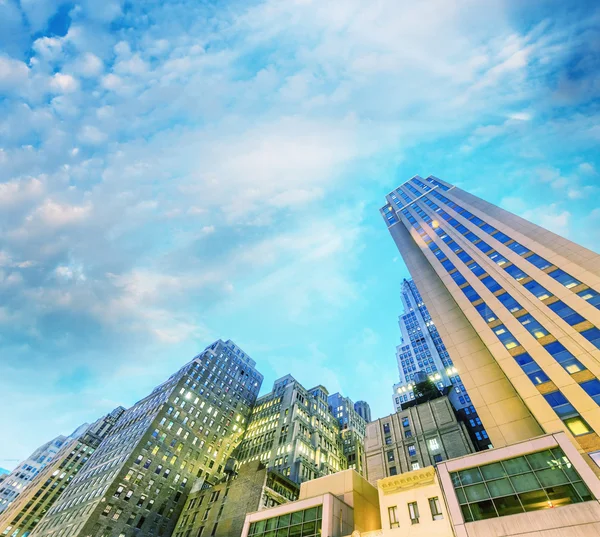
[381,175,600,469]
[30,339,263,537]
[392,278,490,449]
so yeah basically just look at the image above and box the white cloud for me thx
[579,162,596,175]
[27,200,92,228]
[0,56,29,91]
[50,73,79,93]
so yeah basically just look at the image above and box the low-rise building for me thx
[365,396,474,483]
[174,461,298,537]
[241,469,381,537]
[361,431,600,537]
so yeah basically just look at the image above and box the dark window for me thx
[475,302,497,323]
[580,327,600,350]
[507,242,530,255]
[496,293,522,313]
[480,276,502,293]
[462,285,481,302]
[526,253,552,270]
[547,268,581,289]
[523,280,552,300]
[504,264,528,281]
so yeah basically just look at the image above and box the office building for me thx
[392,278,490,450]
[381,175,600,468]
[327,393,367,476]
[0,408,125,537]
[30,339,263,537]
[173,460,298,537]
[354,402,371,424]
[236,376,347,484]
[241,469,381,537]
[364,396,474,484]
[376,432,600,537]
[0,437,70,514]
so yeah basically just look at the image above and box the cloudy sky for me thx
[1,0,599,467]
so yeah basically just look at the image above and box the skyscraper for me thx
[327,393,367,475]
[392,278,490,450]
[381,175,600,469]
[30,339,263,537]
[353,401,371,424]
[0,407,125,537]
[0,437,70,514]
[235,375,347,484]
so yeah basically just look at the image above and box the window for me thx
[580,327,600,350]
[489,251,509,266]
[388,506,399,529]
[408,502,420,524]
[507,242,529,255]
[405,430,412,438]
[475,302,497,323]
[496,293,522,313]
[389,466,397,476]
[450,271,468,286]
[429,497,443,520]
[387,451,395,462]
[468,262,486,276]
[547,301,585,326]
[408,445,417,457]
[248,506,323,537]
[492,325,520,350]
[383,423,390,434]
[462,285,481,303]
[543,341,585,374]
[428,438,440,451]
[523,280,552,300]
[412,462,420,471]
[578,289,600,309]
[433,453,443,463]
[547,268,581,289]
[450,447,593,523]
[402,417,410,428]
[544,391,592,436]
[518,314,550,339]
[481,276,502,293]
[504,264,528,281]
[580,379,600,406]
[526,253,552,270]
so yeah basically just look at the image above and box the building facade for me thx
[0,437,70,514]
[364,396,474,484]
[173,460,298,537]
[392,278,490,450]
[0,408,125,537]
[241,469,381,537]
[236,376,347,485]
[30,339,263,537]
[381,174,600,469]
[327,393,367,476]
[353,402,371,424]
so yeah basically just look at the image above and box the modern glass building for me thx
[381,175,600,470]
[327,393,367,475]
[392,278,490,450]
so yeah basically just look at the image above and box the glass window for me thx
[543,341,585,374]
[475,302,497,323]
[493,231,511,243]
[507,242,530,255]
[547,301,585,326]
[408,502,419,524]
[496,293,522,313]
[489,251,509,266]
[388,506,399,529]
[504,264,528,281]
[578,288,600,309]
[526,253,552,270]
[450,271,468,287]
[450,448,594,523]
[523,280,552,300]
[468,262,486,276]
[580,327,600,350]
[492,325,520,349]
[429,497,443,520]
[547,268,581,289]
[518,314,550,339]
[475,241,492,253]
[481,276,502,293]
[462,285,481,303]
[544,391,592,435]
[580,379,600,405]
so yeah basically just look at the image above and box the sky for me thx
[1,0,599,469]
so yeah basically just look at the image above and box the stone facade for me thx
[364,396,474,484]
[30,339,263,537]
[173,461,298,537]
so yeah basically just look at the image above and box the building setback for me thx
[392,278,490,450]
[353,401,371,424]
[381,175,600,469]
[172,460,298,537]
[235,376,347,484]
[327,393,367,476]
[30,339,263,537]
[364,396,474,484]
[0,408,125,537]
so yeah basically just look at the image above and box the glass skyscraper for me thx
[392,278,490,449]
[381,175,600,470]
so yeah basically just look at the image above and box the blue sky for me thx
[1,0,599,468]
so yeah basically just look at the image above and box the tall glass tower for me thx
[392,278,490,450]
[381,175,600,469]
